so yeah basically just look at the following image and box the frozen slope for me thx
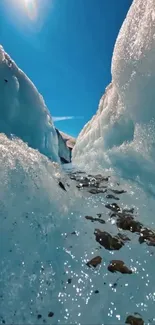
[0,45,59,162]
[73,0,155,187]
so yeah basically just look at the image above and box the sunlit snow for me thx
[1,0,155,324]
[73,0,155,191]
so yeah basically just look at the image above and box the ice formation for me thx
[59,130,76,150]
[0,45,59,162]
[73,0,155,187]
[1,132,155,324]
[56,128,72,163]
[1,0,155,323]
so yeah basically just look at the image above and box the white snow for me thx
[1,132,155,324]
[73,0,155,188]
[0,45,59,162]
[2,0,155,323]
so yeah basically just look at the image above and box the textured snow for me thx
[1,133,155,325]
[73,0,155,187]
[2,0,155,323]
[0,45,59,162]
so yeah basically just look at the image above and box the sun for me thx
[23,0,38,20]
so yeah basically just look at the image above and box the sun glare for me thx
[22,0,38,20]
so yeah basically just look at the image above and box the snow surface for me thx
[0,45,59,162]
[73,0,155,189]
[2,0,155,323]
[1,133,155,324]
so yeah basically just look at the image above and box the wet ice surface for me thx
[1,152,155,325]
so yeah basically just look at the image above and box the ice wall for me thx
[73,0,155,185]
[56,128,71,163]
[0,45,59,162]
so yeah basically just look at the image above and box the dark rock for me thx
[89,189,107,195]
[73,171,85,174]
[48,312,54,318]
[117,216,142,233]
[139,228,155,246]
[60,157,70,164]
[105,203,121,212]
[112,282,118,288]
[70,175,77,180]
[106,194,119,200]
[94,290,99,294]
[4,79,8,83]
[117,233,131,242]
[37,314,42,319]
[71,231,77,235]
[94,229,124,250]
[97,213,102,218]
[86,256,102,268]
[108,260,132,274]
[85,216,105,224]
[88,174,109,182]
[125,315,144,325]
[110,189,127,194]
[67,278,72,284]
[58,181,67,191]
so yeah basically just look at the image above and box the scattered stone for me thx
[94,290,99,294]
[106,194,119,200]
[139,228,155,246]
[70,175,77,180]
[88,174,109,182]
[86,256,102,268]
[117,216,142,233]
[89,189,107,195]
[48,312,54,318]
[105,203,121,212]
[71,231,77,235]
[58,181,67,191]
[85,216,105,224]
[112,282,118,288]
[108,260,132,274]
[110,189,127,194]
[125,315,144,325]
[37,314,42,319]
[94,229,124,250]
[97,213,102,218]
[117,233,131,242]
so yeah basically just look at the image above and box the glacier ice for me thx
[0,45,59,162]
[73,0,155,187]
[2,0,155,323]
[1,133,155,324]
[56,128,71,163]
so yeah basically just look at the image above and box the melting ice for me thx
[73,0,155,191]
[1,0,155,324]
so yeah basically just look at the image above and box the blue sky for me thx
[0,0,132,137]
